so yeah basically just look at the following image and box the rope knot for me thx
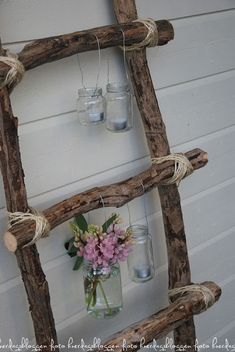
[122,18,158,51]
[169,284,215,310]
[152,153,194,186]
[7,207,50,247]
[0,50,25,91]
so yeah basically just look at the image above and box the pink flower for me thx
[77,219,133,271]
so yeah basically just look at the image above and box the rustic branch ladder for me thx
[0,1,221,351]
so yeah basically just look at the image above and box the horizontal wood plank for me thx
[8,11,235,124]
[1,1,234,43]
[0,227,233,343]
[0,126,235,282]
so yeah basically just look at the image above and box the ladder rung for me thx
[96,281,221,352]
[0,19,173,86]
[4,148,208,251]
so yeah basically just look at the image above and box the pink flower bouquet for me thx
[65,213,132,318]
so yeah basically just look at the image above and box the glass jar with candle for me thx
[127,225,155,283]
[105,82,133,132]
[77,87,105,126]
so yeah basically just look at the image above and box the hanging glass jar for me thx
[82,260,123,319]
[77,87,105,126]
[127,225,155,283]
[105,82,133,132]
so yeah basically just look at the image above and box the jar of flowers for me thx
[65,213,132,319]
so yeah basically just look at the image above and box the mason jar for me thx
[127,225,155,283]
[77,87,105,125]
[105,82,133,132]
[82,260,123,319]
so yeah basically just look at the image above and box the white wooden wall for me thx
[0,1,235,349]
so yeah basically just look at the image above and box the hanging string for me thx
[76,34,101,92]
[94,34,101,92]
[107,59,110,85]
[7,207,50,247]
[169,284,215,310]
[76,54,86,89]
[87,211,91,225]
[126,202,132,228]
[118,27,135,126]
[119,27,131,84]
[140,181,149,230]
[107,30,130,86]
[99,194,107,223]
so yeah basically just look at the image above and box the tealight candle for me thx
[89,112,104,123]
[108,117,127,131]
[134,266,151,279]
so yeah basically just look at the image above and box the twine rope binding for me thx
[169,284,215,310]
[7,207,50,247]
[152,153,194,186]
[121,18,158,51]
[0,50,25,91]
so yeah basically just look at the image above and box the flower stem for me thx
[98,280,112,315]
[87,279,98,310]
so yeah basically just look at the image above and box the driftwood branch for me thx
[97,282,221,352]
[0,20,173,85]
[0,41,59,351]
[3,148,207,252]
[113,0,200,349]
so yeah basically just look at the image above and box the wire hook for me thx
[99,194,107,223]
[76,33,101,92]
[140,181,149,230]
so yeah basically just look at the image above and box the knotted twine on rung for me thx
[152,153,194,186]
[7,207,50,247]
[122,18,158,51]
[169,284,216,310]
[0,50,25,91]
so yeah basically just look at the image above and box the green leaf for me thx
[102,213,118,232]
[64,237,74,251]
[65,238,78,257]
[67,244,78,257]
[74,214,88,232]
[73,256,83,271]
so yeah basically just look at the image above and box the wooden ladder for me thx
[0,1,221,351]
